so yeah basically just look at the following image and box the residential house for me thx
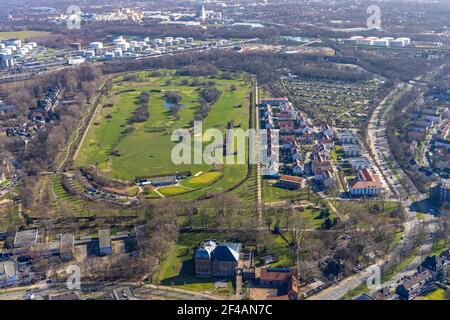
[337,131,356,144]
[313,143,331,160]
[396,270,433,300]
[292,160,304,176]
[292,148,302,161]
[321,123,334,137]
[317,169,336,189]
[319,135,335,149]
[343,144,363,157]
[349,157,372,171]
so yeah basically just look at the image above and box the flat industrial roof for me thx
[13,229,38,248]
[98,229,111,249]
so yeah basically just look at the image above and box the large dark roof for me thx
[421,255,446,272]
[211,243,240,262]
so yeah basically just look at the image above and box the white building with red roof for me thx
[349,168,383,196]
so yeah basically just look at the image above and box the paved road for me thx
[254,79,263,226]
[0,281,220,300]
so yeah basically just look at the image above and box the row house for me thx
[261,97,289,107]
[349,157,371,171]
[337,131,356,144]
[343,144,363,157]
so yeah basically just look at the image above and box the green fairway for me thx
[0,31,51,40]
[158,186,191,196]
[75,70,251,199]
[181,171,223,188]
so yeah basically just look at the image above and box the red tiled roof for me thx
[260,268,293,282]
[280,175,305,183]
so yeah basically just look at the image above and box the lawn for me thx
[430,239,449,256]
[181,171,223,189]
[420,288,448,300]
[262,179,318,203]
[158,186,191,197]
[75,70,251,200]
[0,30,51,40]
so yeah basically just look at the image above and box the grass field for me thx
[0,31,51,40]
[420,288,449,300]
[181,171,223,189]
[75,70,251,199]
[158,186,191,197]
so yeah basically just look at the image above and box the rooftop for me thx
[279,175,305,183]
[13,229,38,248]
[98,228,111,249]
[260,267,293,282]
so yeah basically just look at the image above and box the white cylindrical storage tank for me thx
[89,42,103,49]
[397,37,411,45]
[115,42,130,51]
[84,50,95,58]
[390,39,405,47]
[357,39,372,46]
[4,39,21,47]
[104,52,114,59]
[113,38,126,45]
[114,48,123,57]
[372,39,389,47]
